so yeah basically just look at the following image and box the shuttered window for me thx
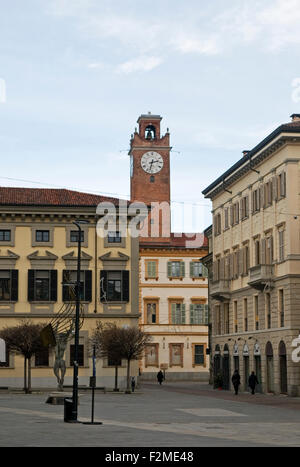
[62,270,92,302]
[100,270,129,303]
[28,270,57,302]
[146,260,157,279]
[0,270,18,301]
[190,304,208,325]
[167,261,185,278]
[171,303,186,324]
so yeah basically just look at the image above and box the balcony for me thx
[210,280,231,301]
[248,264,274,290]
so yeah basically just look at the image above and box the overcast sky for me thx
[1,0,300,231]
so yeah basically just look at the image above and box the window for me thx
[35,230,50,242]
[216,305,221,335]
[252,188,260,213]
[233,249,239,279]
[279,230,285,262]
[266,293,271,329]
[230,202,239,226]
[35,348,49,367]
[233,301,238,333]
[190,304,208,325]
[214,213,221,236]
[254,295,259,330]
[264,180,273,207]
[0,230,11,242]
[0,271,10,301]
[35,271,50,301]
[107,231,122,243]
[100,270,129,303]
[145,260,158,279]
[224,303,230,334]
[0,270,18,302]
[167,261,185,278]
[243,298,248,332]
[240,196,249,220]
[145,344,159,367]
[224,207,229,230]
[146,302,158,324]
[62,270,92,302]
[278,172,286,198]
[279,289,284,327]
[70,230,84,243]
[28,270,57,302]
[169,343,183,367]
[194,345,205,366]
[170,302,186,324]
[254,239,260,266]
[0,340,9,367]
[266,236,273,265]
[243,245,250,274]
[190,262,208,278]
[70,345,84,367]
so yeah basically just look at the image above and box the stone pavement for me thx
[1,382,300,447]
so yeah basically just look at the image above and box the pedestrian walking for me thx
[248,371,259,395]
[157,370,164,385]
[131,377,136,393]
[232,369,241,395]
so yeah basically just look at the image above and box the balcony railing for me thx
[248,264,274,290]
[211,279,231,301]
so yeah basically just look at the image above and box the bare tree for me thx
[90,322,151,392]
[0,320,45,393]
[119,325,152,393]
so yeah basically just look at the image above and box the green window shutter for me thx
[190,262,194,278]
[167,262,172,277]
[204,304,209,324]
[181,304,186,324]
[180,262,185,278]
[147,261,156,278]
[190,304,194,324]
[171,303,176,323]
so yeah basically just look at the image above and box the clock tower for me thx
[129,113,171,242]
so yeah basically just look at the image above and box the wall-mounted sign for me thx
[0,338,6,363]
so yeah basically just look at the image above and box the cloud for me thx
[174,36,220,56]
[116,56,163,74]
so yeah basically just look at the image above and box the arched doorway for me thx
[214,345,221,388]
[266,342,274,393]
[223,344,230,390]
[279,341,288,394]
[233,343,239,372]
[254,342,262,393]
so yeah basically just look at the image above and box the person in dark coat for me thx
[232,370,241,395]
[248,371,259,395]
[131,377,136,393]
[157,370,164,385]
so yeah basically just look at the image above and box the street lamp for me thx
[70,219,89,422]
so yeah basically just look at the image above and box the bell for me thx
[146,129,152,140]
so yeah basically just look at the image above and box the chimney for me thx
[290,114,300,122]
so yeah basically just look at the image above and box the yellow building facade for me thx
[203,114,300,396]
[0,187,140,389]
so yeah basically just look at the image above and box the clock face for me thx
[141,151,164,174]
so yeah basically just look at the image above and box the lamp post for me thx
[71,219,88,422]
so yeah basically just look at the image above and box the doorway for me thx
[279,341,288,394]
[266,342,274,393]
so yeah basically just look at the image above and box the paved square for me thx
[1,382,300,447]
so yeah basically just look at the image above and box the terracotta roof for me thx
[0,187,125,207]
[140,232,208,249]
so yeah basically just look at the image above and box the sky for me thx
[1,0,300,232]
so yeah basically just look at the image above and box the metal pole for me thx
[71,222,82,422]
